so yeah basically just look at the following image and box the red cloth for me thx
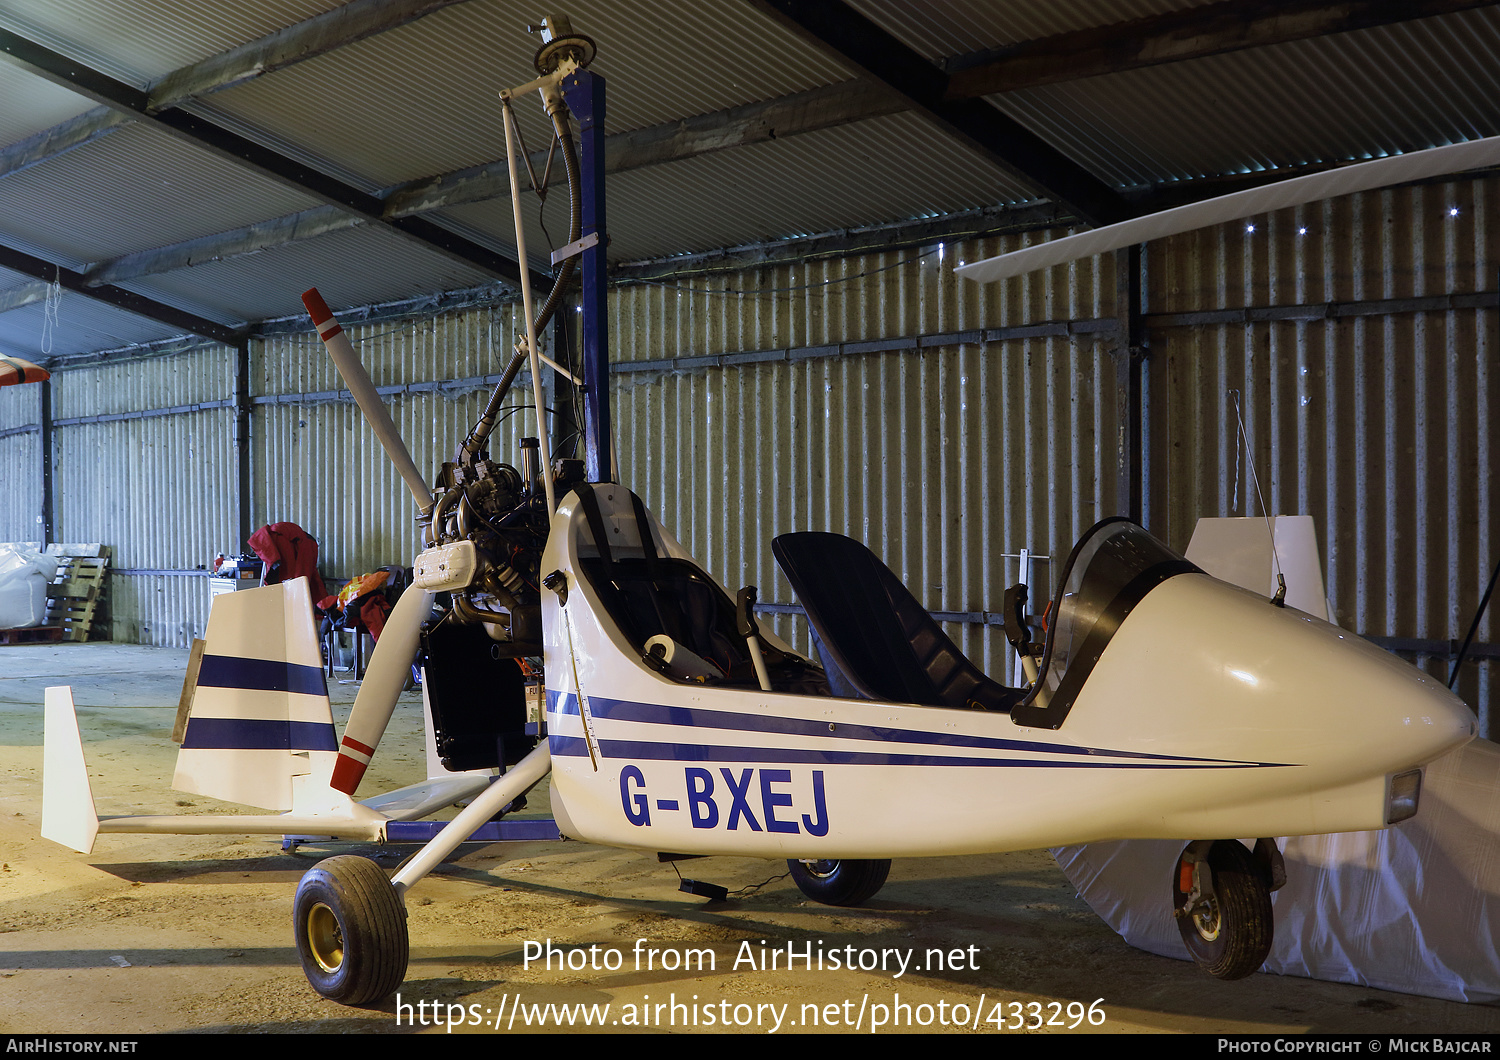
[357,593,391,640]
[247,522,328,604]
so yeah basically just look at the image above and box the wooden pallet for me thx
[0,625,65,644]
[45,554,110,643]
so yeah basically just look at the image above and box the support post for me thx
[1113,244,1146,525]
[39,377,53,545]
[560,69,611,483]
[234,339,252,547]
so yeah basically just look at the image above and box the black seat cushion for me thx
[772,531,1021,712]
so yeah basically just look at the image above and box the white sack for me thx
[1052,739,1500,1002]
[0,545,58,628]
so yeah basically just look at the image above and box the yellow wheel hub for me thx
[307,902,345,973]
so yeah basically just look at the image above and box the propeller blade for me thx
[0,354,49,386]
[302,289,434,513]
[956,135,1500,284]
[329,586,433,795]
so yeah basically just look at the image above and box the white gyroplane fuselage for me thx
[540,485,1473,860]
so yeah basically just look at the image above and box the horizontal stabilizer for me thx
[94,806,388,843]
[359,775,492,822]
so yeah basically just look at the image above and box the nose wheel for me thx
[1172,840,1273,980]
[294,855,409,1005]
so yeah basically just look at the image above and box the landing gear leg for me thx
[1172,839,1274,980]
[292,742,553,1005]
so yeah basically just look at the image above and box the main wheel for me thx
[1173,840,1273,980]
[294,855,409,1005]
[787,858,891,906]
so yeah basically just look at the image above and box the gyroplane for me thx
[38,13,1485,1008]
[271,15,1481,1005]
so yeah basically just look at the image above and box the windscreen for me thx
[1013,518,1199,729]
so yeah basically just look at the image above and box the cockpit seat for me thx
[772,531,1023,712]
[572,485,742,678]
[571,485,827,694]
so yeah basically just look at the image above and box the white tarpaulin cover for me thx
[1051,516,1496,1001]
[0,545,57,628]
[1053,730,1500,1001]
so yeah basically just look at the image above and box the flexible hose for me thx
[531,109,582,336]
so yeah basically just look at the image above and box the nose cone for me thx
[1301,617,1476,772]
[1075,574,1476,780]
[1186,577,1477,778]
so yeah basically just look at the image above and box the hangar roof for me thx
[2,0,1499,362]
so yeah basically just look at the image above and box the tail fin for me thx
[172,577,337,811]
[42,685,100,854]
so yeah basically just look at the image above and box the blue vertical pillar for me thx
[561,69,611,483]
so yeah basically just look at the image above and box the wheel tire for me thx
[1173,840,1273,981]
[294,855,409,1005]
[786,858,891,907]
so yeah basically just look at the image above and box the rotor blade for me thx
[955,135,1500,284]
[0,353,49,386]
[302,288,435,513]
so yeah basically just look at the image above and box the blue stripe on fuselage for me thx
[544,734,1273,769]
[544,692,1281,767]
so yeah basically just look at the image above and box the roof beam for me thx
[0,22,546,289]
[146,0,470,109]
[0,282,46,314]
[0,242,242,345]
[0,0,469,182]
[0,82,906,303]
[390,79,903,215]
[0,108,128,181]
[750,0,1134,226]
[946,0,1500,98]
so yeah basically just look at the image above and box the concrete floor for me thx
[2,643,1498,1036]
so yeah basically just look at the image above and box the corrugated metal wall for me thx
[23,173,1497,734]
[255,304,529,578]
[49,346,238,644]
[609,243,1116,676]
[1149,178,1499,734]
[0,382,41,543]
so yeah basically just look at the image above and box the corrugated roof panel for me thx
[0,0,345,86]
[992,8,1500,187]
[0,290,181,358]
[0,64,97,145]
[0,121,323,264]
[0,262,40,290]
[119,222,499,323]
[198,0,846,190]
[850,0,1216,58]
[440,111,1039,263]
